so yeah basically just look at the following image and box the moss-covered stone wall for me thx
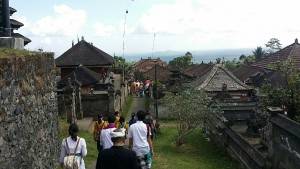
[0,50,59,168]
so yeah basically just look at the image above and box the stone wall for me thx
[269,114,300,169]
[0,51,59,168]
[204,113,266,169]
[57,72,130,118]
[81,94,109,117]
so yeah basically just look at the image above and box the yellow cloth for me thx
[93,120,107,135]
[114,116,120,129]
[93,120,107,141]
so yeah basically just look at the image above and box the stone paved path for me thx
[77,95,146,169]
[125,95,146,122]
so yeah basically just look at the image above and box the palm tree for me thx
[253,46,266,61]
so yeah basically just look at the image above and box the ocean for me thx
[124,48,253,63]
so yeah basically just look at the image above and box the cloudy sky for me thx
[10,0,300,58]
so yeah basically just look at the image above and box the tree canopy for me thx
[261,59,300,122]
[253,46,266,61]
[113,55,134,80]
[265,38,282,54]
[169,52,193,69]
[162,88,220,146]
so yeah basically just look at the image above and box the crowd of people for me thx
[59,110,155,169]
[131,79,151,97]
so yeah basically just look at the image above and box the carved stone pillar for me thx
[107,87,115,116]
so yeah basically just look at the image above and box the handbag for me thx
[63,138,81,169]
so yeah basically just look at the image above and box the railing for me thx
[225,127,266,169]
[205,112,266,169]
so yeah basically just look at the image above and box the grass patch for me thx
[0,48,30,57]
[122,95,133,118]
[58,118,98,168]
[59,117,69,141]
[79,130,98,168]
[152,122,242,169]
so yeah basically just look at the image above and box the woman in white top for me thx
[59,123,87,169]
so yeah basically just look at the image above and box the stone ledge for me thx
[0,37,24,49]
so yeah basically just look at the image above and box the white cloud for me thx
[134,0,300,49]
[14,16,29,26]
[40,37,52,45]
[119,19,135,35]
[94,23,115,37]
[29,4,86,37]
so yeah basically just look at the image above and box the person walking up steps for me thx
[114,111,120,129]
[93,115,107,152]
[128,110,154,169]
[60,123,87,169]
[100,115,116,150]
[129,112,137,126]
[96,128,139,169]
[119,116,128,133]
[144,111,156,140]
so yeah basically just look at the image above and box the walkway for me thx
[76,95,146,169]
[125,95,146,122]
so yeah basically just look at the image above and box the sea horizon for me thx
[121,48,253,63]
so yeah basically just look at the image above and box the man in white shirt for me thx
[100,115,116,149]
[128,110,154,169]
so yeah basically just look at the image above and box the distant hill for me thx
[124,48,253,63]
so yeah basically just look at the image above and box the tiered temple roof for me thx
[0,1,31,45]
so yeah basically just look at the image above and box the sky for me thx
[9,0,300,58]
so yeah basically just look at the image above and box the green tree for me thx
[265,38,282,54]
[253,46,266,61]
[224,58,240,71]
[169,52,193,69]
[239,54,246,61]
[224,54,256,71]
[114,56,134,79]
[114,56,126,67]
[261,58,300,122]
[242,55,255,64]
[162,88,220,147]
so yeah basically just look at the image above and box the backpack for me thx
[145,121,156,139]
[144,115,154,130]
[63,138,81,169]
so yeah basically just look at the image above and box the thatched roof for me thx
[11,33,31,45]
[190,64,252,92]
[55,39,114,67]
[252,39,300,69]
[58,65,101,86]
[132,57,167,73]
[183,63,214,78]
[143,64,171,82]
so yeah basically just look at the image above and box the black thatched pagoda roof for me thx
[11,33,31,45]
[55,39,114,67]
[9,7,17,15]
[10,19,24,28]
